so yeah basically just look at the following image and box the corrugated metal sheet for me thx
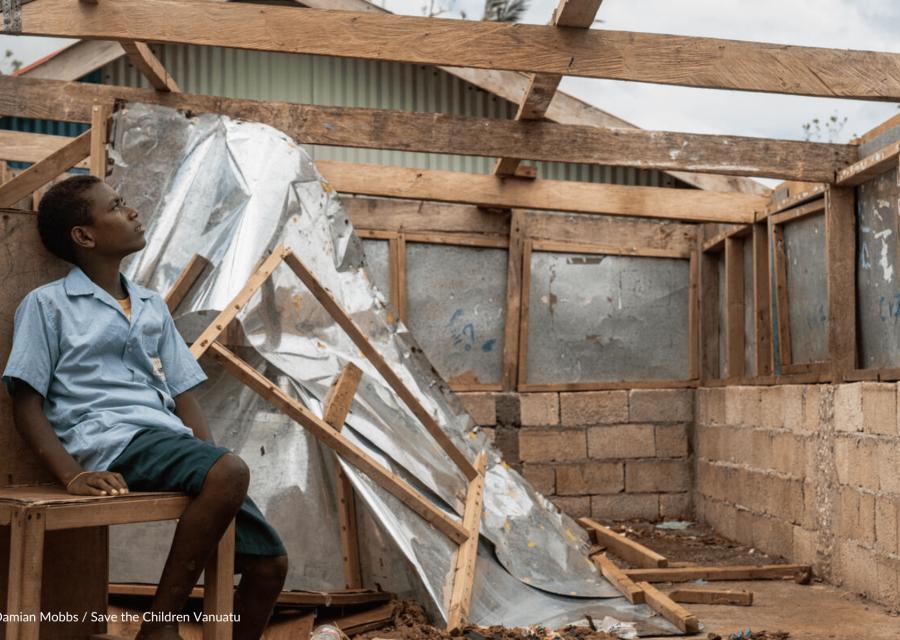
[100,44,676,187]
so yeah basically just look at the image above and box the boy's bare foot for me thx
[135,621,183,640]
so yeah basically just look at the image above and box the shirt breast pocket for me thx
[140,310,164,358]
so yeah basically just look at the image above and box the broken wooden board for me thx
[591,553,645,605]
[624,564,811,583]
[669,587,754,606]
[638,581,700,634]
[578,518,668,568]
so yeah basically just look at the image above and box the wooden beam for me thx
[591,553,645,604]
[836,140,900,186]
[492,0,602,176]
[624,564,811,583]
[826,186,857,381]
[0,130,90,168]
[165,254,212,312]
[724,237,745,379]
[208,341,469,544]
[700,251,721,381]
[0,75,855,182]
[18,39,125,80]
[282,250,478,481]
[753,223,773,376]
[637,582,700,634]
[446,451,487,631]
[89,103,112,178]
[119,40,181,92]
[771,222,792,369]
[669,587,754,606]
[323,363,364,590]
[502,211,525,390]
[0,130,91,208]
[689,250,700,380]
[20,0,900,101]
[578,518,668,568]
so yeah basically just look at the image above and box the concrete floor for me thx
[655,579,900,639]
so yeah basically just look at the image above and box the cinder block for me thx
[522,464,555,496]
[457,392,496,426]
[848,437,880,492]
[837,541,878,598]
[552,495,591,519]
[721,426,753,464]
[697,387,725,426]
[834,383,865,433]
[519,428,586,463]
[792,525,818,566]
[654,424,689,458]
[782,385,805,432]
[839,487,875,545]
[752,514,793,559]
[591,493,659,521]
[749,430,774,469]
[733,508,756,548]
[724,386,761,427]
[628,388,694,423]
[494,393,521,427]
[758,385,785,429]
[587,424,655,459]
[625,459,690,493]
[560,391,628,426]
[862,383,897,436]
[696,425,718,460]
[701,496,738,541]
[877,439,900,494]
[875,554,900,608]
[519,393,560,426]
[801,481,818,531]
[659,492,692,519]
[875,496,899,556]
[771,433,805,478]
[555,461,623,496]
[801,385,823,432]
[494,427,519,466]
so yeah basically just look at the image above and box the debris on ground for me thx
[706,630,790,640]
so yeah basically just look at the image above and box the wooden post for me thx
[515,240,534,389]
[771,221,792,369]
[388,234,407,324]
[826,186,857,381]
[203,520,235,640]
[724,236,745,379]
[502,210,525,390]
[6,508,47,640]
[688,250,700,380]
[752,222,773,376]
[322,363,365,589]
[446,451,487,630]
[700,247,721,382]
[89,103,112,178]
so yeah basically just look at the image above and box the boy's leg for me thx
[233,553,289,640]
[139,453,250,640]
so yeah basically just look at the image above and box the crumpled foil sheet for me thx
[105,103,679,636]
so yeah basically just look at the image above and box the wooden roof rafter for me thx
[492,0,604,178]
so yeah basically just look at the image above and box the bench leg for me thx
[202,519,235,640]
[6,508,45,640]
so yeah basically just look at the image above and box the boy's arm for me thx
[11,382,128,496]
[173,389,215,443]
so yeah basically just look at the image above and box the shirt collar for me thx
[63,266,154,301]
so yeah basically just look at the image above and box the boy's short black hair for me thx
[37,175,101,264]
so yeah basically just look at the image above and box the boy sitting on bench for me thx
[2,175,288,640]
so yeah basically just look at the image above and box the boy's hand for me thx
[66,471,129,496]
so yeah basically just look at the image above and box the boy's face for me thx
[72,182,146,257]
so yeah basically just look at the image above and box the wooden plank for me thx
[90,103,112,178]
[591,553,645,605]
[516,241,534,390]
[702,224,751,252]
[688,250,700,380]
[20,0,900,101]
[446,452,487,631]
[553,0,604,26]
[769,199,826,226]
[669,587,753,606]
[0,130,90,168]
[108,583,392,606]
[624,564,811,583]
[531,239,691,259]
[6,510,27,640]
[826,186,857,381]
[771,222,792,368]
[389,235,407,324]
[403,232,507,249]
[165,254,211,312]
[207,341,469,544]
[282,250,478,481]
[724,237,745,379]
[502,210,526,391]
[344,198,510,236]
[190,246,287,358]
[519,379,695,393]
[757,184,828,222]
[323,363,364,429]
[700,251,721,381]
[0,130,91,208]
[753,223,773,376]
[44,495,191,530]
[0,75,856,183]
[637,581,700,634]
[119,40,181,92]
[18,39,125,81]
[836,140,900,186]
[578,518,668,568]
[203,520,235,640]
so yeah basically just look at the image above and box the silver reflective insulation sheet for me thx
[105,103,678,635]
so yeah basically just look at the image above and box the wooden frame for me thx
[516,240,698,392]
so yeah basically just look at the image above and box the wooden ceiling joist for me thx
[493,0,603,177]
[119,40,180,92]
[0,76,858,182]
[17,0,900,101]
[0,129,764,223]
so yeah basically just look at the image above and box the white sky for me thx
[3,0,899,145]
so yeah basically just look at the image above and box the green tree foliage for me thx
[1,49,22,75]
[482,0,529,22]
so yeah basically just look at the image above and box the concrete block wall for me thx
[458,389,694,521]
[696,383,900,608]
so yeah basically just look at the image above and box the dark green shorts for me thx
[108,427,287,559]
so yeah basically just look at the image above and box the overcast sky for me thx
[3,0,898,145]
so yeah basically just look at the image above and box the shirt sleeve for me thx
[157,299,208,397]
[2,291,60,398]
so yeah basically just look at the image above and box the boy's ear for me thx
[71,225,96,250]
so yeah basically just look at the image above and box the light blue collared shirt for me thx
[2,266,207,472]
